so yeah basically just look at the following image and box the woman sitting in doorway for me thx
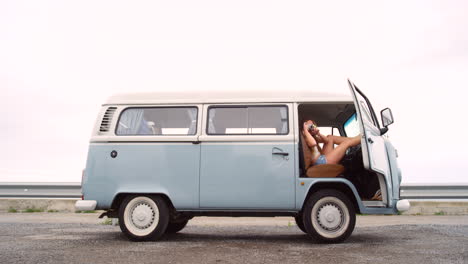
[302,120,361,166]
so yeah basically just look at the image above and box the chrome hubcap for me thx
[131,203,155,229]
[317,203,343,231]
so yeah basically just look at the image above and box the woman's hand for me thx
[311,127,320,136]
[303,120,319,135]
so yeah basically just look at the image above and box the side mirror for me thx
[381,108,394,127]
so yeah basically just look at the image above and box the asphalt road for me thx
[0,214,467,264]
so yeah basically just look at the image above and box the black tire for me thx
[118,195,169,241]
[294,215,307,233]
[302,189,356,243]
[166,220,189,234]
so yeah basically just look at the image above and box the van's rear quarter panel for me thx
[83,143,200,209]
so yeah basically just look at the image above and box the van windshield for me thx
[344,113,360,137]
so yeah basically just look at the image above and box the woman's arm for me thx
[303,122,322,162]
[302,123,317,148]
[314,131,329,144]
[307,125,329,144]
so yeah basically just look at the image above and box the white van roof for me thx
[105,90,353,105]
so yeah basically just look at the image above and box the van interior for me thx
[297,103,387,207]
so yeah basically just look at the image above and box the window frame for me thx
[354,85,381,129]
[114,106,199,136]
[205,104,290,136]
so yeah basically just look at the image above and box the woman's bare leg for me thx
[327,135,350,145]
[324,135,361,164]
[321,136,335,155]
[322,134,358,155]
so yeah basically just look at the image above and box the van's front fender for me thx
[297,178,365,213]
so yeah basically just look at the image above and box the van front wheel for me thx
[303,189,356,243]
[118,195,169,241]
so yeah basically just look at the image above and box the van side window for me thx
[354,90,379,127]
[116,107,198,135]
[207,106,288,135]
[359,101,374,124]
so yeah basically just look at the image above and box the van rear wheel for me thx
[118,195,169,241]
[166,220,189,234]
[294,215,307,233]
[303,189,356,243]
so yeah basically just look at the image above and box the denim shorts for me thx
[314,155,327,165]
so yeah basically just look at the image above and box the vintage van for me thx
[76,80,410,243]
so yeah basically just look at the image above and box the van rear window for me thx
[207,106,288,135]
[116,107,198,136]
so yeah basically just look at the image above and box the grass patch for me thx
[47,209,59,213]
[434,211,445,216]
[8,207,18,213]
[23,208,44,213]
[100,218,113,225]
[75,210,96,213]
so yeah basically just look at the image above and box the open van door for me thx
[347,80,392,204]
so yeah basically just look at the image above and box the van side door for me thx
[198,104,296,210]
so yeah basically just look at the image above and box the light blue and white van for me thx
[76,80,410,243]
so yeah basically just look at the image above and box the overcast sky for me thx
[1,1,467,183]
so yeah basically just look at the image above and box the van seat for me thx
[306,164,345,178]
[300,133,344,178]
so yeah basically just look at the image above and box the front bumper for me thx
[75,200,97,211]
[396,199,411,212]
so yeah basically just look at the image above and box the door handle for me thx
[272,147,289,156]
[367,138,374,144]
[273,152,289,156]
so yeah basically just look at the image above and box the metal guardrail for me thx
[399,184,468,200]
[0,182,467,200]
[0,182,82,198]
